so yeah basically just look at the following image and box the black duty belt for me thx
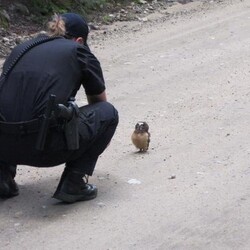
[0,118,58,135]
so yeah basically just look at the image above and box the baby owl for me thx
[131,121,150,152]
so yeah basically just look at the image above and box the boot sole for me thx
[53,190,98,203]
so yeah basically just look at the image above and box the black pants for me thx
[0,102,118,176]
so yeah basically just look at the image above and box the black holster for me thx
[36,95,80,151]
[57,98,80,151]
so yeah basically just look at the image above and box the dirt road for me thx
[1,0,250,249]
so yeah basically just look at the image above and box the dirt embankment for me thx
[0,0,217,59]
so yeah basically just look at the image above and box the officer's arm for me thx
[87,90,107,104]
[77,46,106,103]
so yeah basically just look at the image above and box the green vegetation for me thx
[24,0,126,16]
[0,17,8,28]
[102,14,113,24]
[15,0,131,23]
[0,0,138,26]
[0,8,9,28]
[28,0,69,15]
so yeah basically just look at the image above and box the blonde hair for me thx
[47,14,66,37]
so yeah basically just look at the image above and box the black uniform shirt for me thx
[0,36,105,122]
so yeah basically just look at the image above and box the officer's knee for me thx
[100,102,119,125]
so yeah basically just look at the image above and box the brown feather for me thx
[131,131,150,152]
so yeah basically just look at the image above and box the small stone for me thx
[138,0,147,4]
[140,17,149,22]
[169,175,176,180]
[2,37,10,43]
[14,211,23,218]
[89,23,99,30]
[128,179,141,184]
[97,202,105,208]
[97,176,105,180]
[15,36,22,44]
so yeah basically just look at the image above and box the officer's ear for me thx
[74,37,85,45]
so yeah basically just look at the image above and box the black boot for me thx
[0,165,19,198]
[52,170,97,203]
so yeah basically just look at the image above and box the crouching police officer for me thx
[0,13,119,203]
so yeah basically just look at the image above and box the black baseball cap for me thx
[61,13,89,45]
